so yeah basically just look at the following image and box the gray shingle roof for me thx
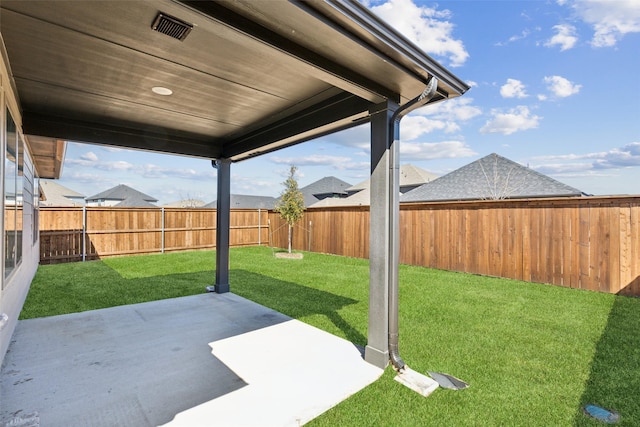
[346,164,438,194]
[115,195,157,207]
[205,194,277,209]
[298,176,352,207]
[86,184,158,205]
[39,180,85,206]
[401,153,584,202]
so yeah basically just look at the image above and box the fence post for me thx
[161,207,165,254]
[268,218,271,247]
[82,206,86,262]
[258,208,261,246]
[308,220,312,252]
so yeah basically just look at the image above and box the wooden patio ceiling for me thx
[0,0,468,178]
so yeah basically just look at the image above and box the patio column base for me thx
[364,345,389,369]
[214,283,229,294]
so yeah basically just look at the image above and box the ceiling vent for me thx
[152,13,193,41]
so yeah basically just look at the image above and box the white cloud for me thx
[496,29,532,46]
[66,158,134,171]
[480,106,541,135]
[400,140,477,160]
[509,29,532,43]
[230,174,278,194]
[139,164,212,180]
[65,154,215,183]
[500,79,528,98]
[80,151,98,162]
[108,161,134,171]
[531,142,640,173]
[401,115,458,140]
[593,142,640,168]
[533,162,594,174]
[394,97,484,140]
[269,154,368,171]
[545,24,578,50]
[62,172,109,185]
[422,97,483,122]
[569,0,640,47]
[319,125,370,149]
[543,75,581,97]
[321,97,481,149]
[369,0,469,67]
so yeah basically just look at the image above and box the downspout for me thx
[388,77,439,371]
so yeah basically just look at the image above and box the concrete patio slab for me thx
[1,293,382,427]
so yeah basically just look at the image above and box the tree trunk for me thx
[288,224,292,253]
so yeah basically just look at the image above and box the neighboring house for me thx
[39,180,86,206]
[401,153,585,203]
[297,176,352,207]
[311,164,438,207]
[206,194,277,209]
[85,184,158,207]
[162,199,206,208]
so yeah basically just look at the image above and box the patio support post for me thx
[214,158,231,293]
[365,100,400,369]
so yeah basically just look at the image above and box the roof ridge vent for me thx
[152,12,193,41]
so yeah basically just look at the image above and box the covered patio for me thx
[1,293,382,426]
[0,0,467,425]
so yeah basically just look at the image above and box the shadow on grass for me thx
[231,269,366,346]
[574,290,640,426]
[24,261,366,349]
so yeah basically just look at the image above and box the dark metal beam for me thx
[22,112,222,158]
[223,92,372,160]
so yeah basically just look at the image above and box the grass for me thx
[22,246,640,426]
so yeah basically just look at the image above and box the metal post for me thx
[214,159,231,293]
[161,207,165,254]
[82,205,86,262]
[365,99,399,369]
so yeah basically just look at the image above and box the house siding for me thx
[0,46,41,364]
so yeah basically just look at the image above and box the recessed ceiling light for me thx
[152,86,173,96]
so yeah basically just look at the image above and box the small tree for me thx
[274,166,305,253]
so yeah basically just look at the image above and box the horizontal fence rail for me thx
[268,197,640,296]
[39,207,269,264]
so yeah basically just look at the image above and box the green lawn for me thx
[23,246,640,426]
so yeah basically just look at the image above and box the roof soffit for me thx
[0,0,468,164]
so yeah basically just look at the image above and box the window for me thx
[16,132,24,266]
[4,108,17,278]
[23,149,35,247]
[3,108,25,280]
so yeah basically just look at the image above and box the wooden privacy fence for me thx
[39,207,269,264]
[268,196,640,296]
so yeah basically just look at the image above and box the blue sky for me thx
[56,0,640,205]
